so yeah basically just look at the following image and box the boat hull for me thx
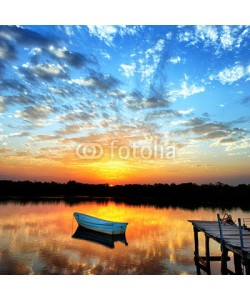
[73,212,128,235]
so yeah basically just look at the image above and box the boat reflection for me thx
[72,226,128,249]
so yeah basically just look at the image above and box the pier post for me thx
[193,227,201,274]
[233,253,243,275]
[205,235,211,275]
[221,244,228,275]
[245,261,250,275]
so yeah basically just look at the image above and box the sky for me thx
[0,25,250,185]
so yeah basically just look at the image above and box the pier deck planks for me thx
[189,220,250,260]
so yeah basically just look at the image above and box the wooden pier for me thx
[189,215,250,275]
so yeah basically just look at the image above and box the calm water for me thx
[0,199,249,275]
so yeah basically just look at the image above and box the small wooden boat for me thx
[72,226,128,249]
[73,212,128,235]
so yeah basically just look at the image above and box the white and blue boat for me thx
[73,212,128,235]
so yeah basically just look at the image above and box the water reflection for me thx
[0,200,249,274]
[72,226,128,249]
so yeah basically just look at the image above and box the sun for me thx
[88,160,133,184]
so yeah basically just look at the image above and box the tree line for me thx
[0,180,250,209]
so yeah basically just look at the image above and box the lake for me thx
[0,198,249,275]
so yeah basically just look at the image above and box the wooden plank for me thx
[224,240,250,246]
[222,233,250,236]
[200,256,230,261]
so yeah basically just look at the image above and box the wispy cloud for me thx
[210,65,248,85]
[168,81,205,101]
[125,91,169,110]
[69,72,120,92]
[168,56,181,64]
[120,63,136,77]
[87,25,140,46]
[177,25,250,56]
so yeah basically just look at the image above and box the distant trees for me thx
[0,180,250,209]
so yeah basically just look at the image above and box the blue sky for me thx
[0,25,250,184]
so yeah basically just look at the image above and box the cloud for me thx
[138,39,166,83]
[171,122,230,137]
[0,131,29,141]
[101,52,111,60]
[178,108,194,115]
[0,79,29,93]
[219,136,244,144]
[87,25,140,46]
[174,117,250,153]
[48,46,90,69]
[190,123,229,135]
[55,122,102,135]
[0,25,54,48]
[144,109,181,121]
[58,110,95,122]
[64,26,74,37]
[210,65,245,85]
[165,32,172,40]
[220,26,234,50]
[0,95,35,109]
[69,72,120,92]
[55,124,83,135]
[30,135,60,141]
[118,26,141,36]
[182,117,206,126]
[194,130,231,141]
[211,135,250,152]
[15,105,53,125]
[177,25,250,55]
[125,91,169,110]
[21,63,68,82]
[48,86,74,98]
[0,39,17,60]
[0,96,6,113]
[168,56,181,64]
[120,63,136,77]
[169,81,205,101]
[145,39,165,59]
[87,25,118,46]
[108,90,126,99]
[196,25,218,43]
[1,26,95,73]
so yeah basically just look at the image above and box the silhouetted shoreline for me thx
[0,180,250,210]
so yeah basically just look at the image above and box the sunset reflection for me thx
[0,200,249,274]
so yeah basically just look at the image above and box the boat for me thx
[73,212,128,235]
[72,226,128,249]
